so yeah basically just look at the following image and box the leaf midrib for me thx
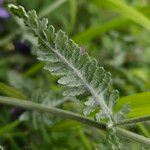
[31,27,114,123]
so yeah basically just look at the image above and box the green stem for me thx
[0,96,150,146]
[0,96,106,130]
[114,115,150,126]
[116,128,150,146]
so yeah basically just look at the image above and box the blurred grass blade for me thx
[138,123,150,138]
[106,63,145,92]
[116,92,150,118]
[0,120,21,136]
[38,0,68,18]
[7,136,20,150]
[0,29,20,47]
[78,127,93,150]
[50,120,80,131]
[68,0,77,33]
[23,62,44,78]
[92,0,150,31]
[0,82,27,99]
[73,4,150,44]
[73,17,128,44]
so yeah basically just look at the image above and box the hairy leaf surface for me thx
[9,4,127,126]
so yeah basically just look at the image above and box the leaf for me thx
[73,17,128,44]
[114,104,131,121]
[92,0,150,31]
[68,0,77,33]
[38,0,68,18]
[116,92,150,118]
[19,88,71,128]
[7,71,35,95]
[23,62,44,77]
[0,82,26,99]
[73,4,150,44]
[0,0,67,47]
[0,120,21,136]
[9,4,122,125]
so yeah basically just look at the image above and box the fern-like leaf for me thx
[9,4,122,126]
[20,89,69,129]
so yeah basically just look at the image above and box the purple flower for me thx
[11,107,24,119]
[0,0,9,18]
[0,7,9,18]
[14,41,31,55]
[0,0,3,5]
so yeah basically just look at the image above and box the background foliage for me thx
[0,0,150,149]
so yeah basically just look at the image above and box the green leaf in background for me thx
[23,62,44,78]
[0,0,68,47]
[73,3,150,44]
[38,0,68,18]
[68,0,77,33]
[0,82,27,99]
[0,120,21,136]
[73,17,128,44]
[92,0,150,31]
[116,92,150,118]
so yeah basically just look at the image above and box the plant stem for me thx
[0,96,106,130]
[114,115,150,126]
[0,96,150,146]
[116,128,150,146]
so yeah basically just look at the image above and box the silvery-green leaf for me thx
[9,5,127,124]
